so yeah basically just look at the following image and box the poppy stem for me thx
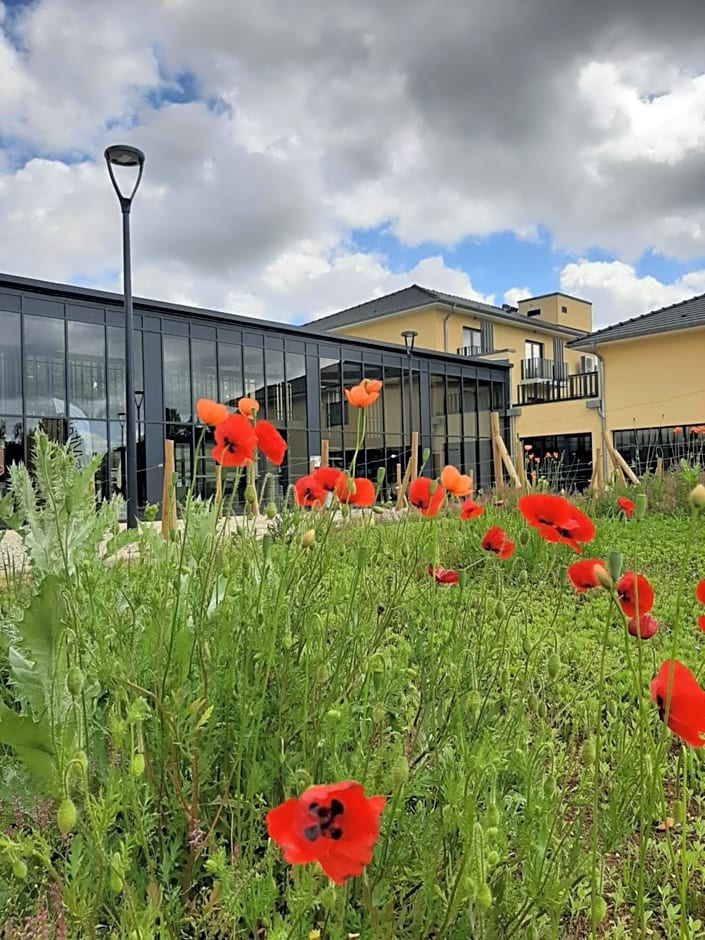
[348,406,366,480]
[679,745,690,940]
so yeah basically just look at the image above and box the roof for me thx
[570,291,705,348]
[308,284,588,339]
[0,271,510,371]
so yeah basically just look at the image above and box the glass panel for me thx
[285,351,306,428]
[477,382,491,438]
[286,429,309,487]
[219,344,243,406]
[430,373,445,478]
[166,424,193,504]
[383,365,403,436]
[0,417,23,496]
[0,312,22,413]
[362,362,384,447]
[24,316,65,417]
[163,335,191,424]
[462,377,478,439]
[68,321,107,420]
[265,349,286,426]
[108,419,126,501]
[191,339,218,405]
[446,376,462,439]
[106,326,143,417]
[320,358,343,432]
[243,346,265,409]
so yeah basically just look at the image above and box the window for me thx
[561,305,568,314]
[462,327,481,355]
[527,308,541,317]
[525,340,543,360]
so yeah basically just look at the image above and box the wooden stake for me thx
[161,439,177,539]
[395,455,415,510]
[656,456,664,480]
[321,439,329,469]
[515,435,526,487]
[602,431,639,485]
[490,413,505,492]
[409,430,419,481]
[594,448,604,494]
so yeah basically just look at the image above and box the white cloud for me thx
[503,286,532,307]
[559,260,705,328]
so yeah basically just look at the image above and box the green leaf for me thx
[0,702,57,791]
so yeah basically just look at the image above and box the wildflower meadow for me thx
[1,380,705,939]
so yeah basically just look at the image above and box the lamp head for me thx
[401,330,418,354]
[105,144,145,206]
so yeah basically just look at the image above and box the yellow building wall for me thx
[517,293,593,332]
[335,307,445,352]
[602,328,705,431]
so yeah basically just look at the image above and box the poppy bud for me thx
[301,529,316,547]
[672,799,686,824]
[519,529,530,546]
[689,484,705,510]
[66,665,84,698]
[458,569,468,588]
[57,797,77,835]
[476,882,493,910]
[607,552,623,582]
[245,484,257,505]
[376,467,386,487]
[522,636,532,656]
[494,601,506,618]
[547,652,561,680]
[634,494,648,520]
[390,754,409,789]
[486,826,499,839]
[591,895,607,926]
[517,569,528,585]
[264,501,277,520]
[467,690,482,719]
[109,871,123,895]
[537,701,547,719]
[558,566,568,589]
[486,804,499,827]
[130,752,145,778]
[70,750,88,779]
[528,692,539,712]
[12,859,27,880]
[261,533,271,560]
[486,850,500,867]
[581,737,597,765]
[372,505,384,514]
[325,708,342,721]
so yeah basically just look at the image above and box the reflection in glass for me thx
[285,351,306,427]
[166,423,193,504]
[0,312,22,413]
[191,340,218,406]
[219,344,243,406]
[24,316,65,417]
[446,375,462,438]
[68,321,107,420]
[163,336,191,423]
[265,350,286,425]
[243,346,265,409]
[383,365,403,436]
[0,417,23,495]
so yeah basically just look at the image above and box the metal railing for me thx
[515,369,599,405]
[457,344,482,357]
[520,357,569,382]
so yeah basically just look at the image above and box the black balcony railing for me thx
[515,369,599,406]
[520,357,569,382]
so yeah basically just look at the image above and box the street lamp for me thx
[400,330,418,438]
[105,144,145,528]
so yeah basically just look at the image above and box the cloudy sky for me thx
[1,0,705,328]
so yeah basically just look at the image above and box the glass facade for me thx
[613,425,705,476]
[0,278,511,509]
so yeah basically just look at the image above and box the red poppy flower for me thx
[313,467,344,493]
[255,420,287,466]
[350,477,376,507]
[294,475,326,507]
[196,398,228,426]
[481,526,515,560]
[407,478,445,517]
[617,496,635,519]
[567,558,605,593]
[345,379,383,408]
[696,580,705,605]
[266,781,386,885]
[616,572,654,618]
[212,414,257,467]
[428,564,459,585]
[673,426,682,434]
[651,660,705,748]
[518,494,595,554]
[628,612,659,640]
[459,499,483,520]
[699,615,705,633]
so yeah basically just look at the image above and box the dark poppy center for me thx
[537,516,557,527]
[656,693,665,721]
[302,798,345,842]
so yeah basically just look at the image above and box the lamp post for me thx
[105,144,145,528]
[400,330,418,439]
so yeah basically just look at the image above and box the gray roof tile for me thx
[570,292,705,348]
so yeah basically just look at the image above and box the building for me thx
[569,292,705,475]
[311,285,602,488]
[0,274,511,510]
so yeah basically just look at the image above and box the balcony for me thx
[457,343,482,357]
[516,359,598,406]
